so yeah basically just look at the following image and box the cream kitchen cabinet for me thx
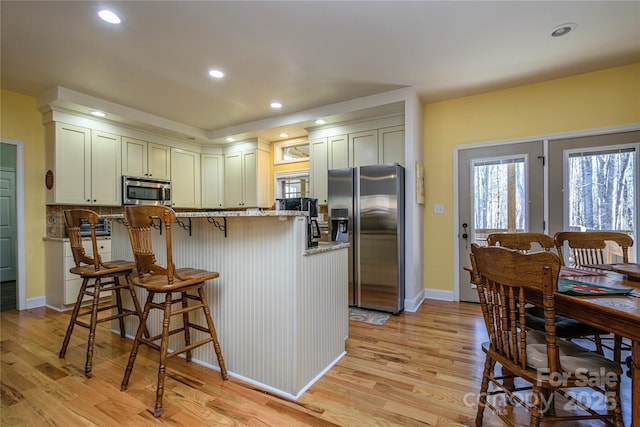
[201,154,225,209]
[171,148,201,208]
[45,122,122,206]
[122,137,171,180]
[45,238,112,310]
[328,134,349,169]
[350,129,379,167]
[349,126,405,167]
[309,138,329,204]
[224,147,270,208]
[379,125,405,165]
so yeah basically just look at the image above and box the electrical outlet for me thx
[433,204,445,214]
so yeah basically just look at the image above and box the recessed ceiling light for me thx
[549,23,576,38]
[91,110,106,117]
[270,101,283,109]
[98,9,121,24]
[315,119,326,125]
[279,133,289,138]
[208,69,224,79]
[226,137,235,142]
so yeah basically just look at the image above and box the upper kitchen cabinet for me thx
[45,122,121,206]
[349,126,405,167]
[350,130,379,167]
[171,148,201,208]
[328,134,349,169]
[122,137,171,180]
[201,154,225,209]
[309,138,329,204]
[224,142,270,208]
[379,125,405,165]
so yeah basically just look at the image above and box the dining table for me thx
[526,264,640,426]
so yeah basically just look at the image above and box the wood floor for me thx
[1,299,631,426]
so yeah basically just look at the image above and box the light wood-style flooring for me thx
[1,299,631,426]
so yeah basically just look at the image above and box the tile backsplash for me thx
[46,205,125,238]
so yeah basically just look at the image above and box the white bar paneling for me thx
[111,215,347,397]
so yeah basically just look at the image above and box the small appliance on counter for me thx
[78,218,111,237]
[275,197,321,248]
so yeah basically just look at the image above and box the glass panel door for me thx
[472,157,527,244]
[565,146,637,262]
[458,141,544,302]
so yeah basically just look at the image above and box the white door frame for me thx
[1,138,25,310]
[452,123,640,301]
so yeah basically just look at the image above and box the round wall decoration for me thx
[45,169,54,189]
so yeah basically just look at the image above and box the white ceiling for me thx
[2,1,639,145]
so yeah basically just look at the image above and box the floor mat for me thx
[348,307,390,325]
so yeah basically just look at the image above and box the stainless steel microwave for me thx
[122,176,172,206]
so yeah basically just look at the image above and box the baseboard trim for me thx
[403,292,424,312]
[26,296,46,309]
[423,288,455,302]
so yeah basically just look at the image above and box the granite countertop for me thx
[304,241,350,255]
[102,210,307,219]
[43,236,112,242]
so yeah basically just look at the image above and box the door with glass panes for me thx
[549,131,639,264]
[458,142,544,302]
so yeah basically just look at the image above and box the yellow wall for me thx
[0,89,46,300]
[422,63,640,292]
[2,63,639,304]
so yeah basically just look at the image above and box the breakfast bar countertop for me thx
[102,210,308,219]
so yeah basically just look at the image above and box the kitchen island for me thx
[106,210,349,399]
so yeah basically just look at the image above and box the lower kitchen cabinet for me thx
[45,238,112,310]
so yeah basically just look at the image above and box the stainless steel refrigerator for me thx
[328,163,405,314]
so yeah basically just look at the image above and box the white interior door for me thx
[458,142,544,302]
[0,168,17,282]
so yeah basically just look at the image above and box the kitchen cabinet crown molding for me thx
[40,106,202,153]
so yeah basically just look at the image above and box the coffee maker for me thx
[275,197,321,248]
[330,208,349,243]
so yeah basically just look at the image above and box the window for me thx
[472,156,527,240]
[273,138,309,164]
[274,170,310,199]
[567,146,636,233]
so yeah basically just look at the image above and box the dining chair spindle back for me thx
[469,244,623,426]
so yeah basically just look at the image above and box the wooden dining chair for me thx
[120,205,227,417]
[554,231,633,363]
[486,232,611,357]
[469,244,623,426]
[59,209,146,374]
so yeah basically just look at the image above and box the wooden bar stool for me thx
[120,205,227,417]
[59,209,147,374]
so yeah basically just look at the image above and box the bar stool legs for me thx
[59,272,146,374]
[121,285,227,417]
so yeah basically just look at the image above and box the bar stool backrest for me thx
[64,209,101,271]
[124,205,177,284]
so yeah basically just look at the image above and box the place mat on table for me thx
[558,278,634,296]
[607,263,640,280]
[559,266,606,277]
